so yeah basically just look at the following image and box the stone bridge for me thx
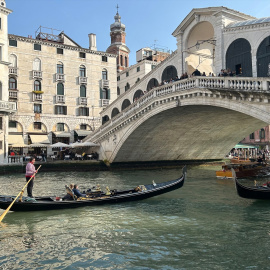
[86,76,270,163]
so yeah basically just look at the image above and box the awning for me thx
[8,134,26,147]
[74,130,92,137]
[30,134,50,144]
[53,132,71,138]
[234,144,259,149]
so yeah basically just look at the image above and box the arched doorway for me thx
[147,78,159,91]
[257,36,270,77]
[161,65,178,82]
[226,38,252,77]
[122,99,131,110]
[133,90,144,102]
[111,108,120,118]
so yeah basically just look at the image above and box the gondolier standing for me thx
[25,157,37,197]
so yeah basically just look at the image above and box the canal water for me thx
[0,165,269,270]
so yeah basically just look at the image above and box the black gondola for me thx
[0,166,187,212]
[233,168,270,199]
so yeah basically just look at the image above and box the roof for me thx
[226,17,270,28]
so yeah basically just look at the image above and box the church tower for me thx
[106,6,130,73]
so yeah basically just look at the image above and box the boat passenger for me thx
[73,184,86,198]
[62,184,75,200]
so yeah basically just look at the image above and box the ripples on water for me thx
[0,166,270,269]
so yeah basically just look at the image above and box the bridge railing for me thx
[93,76,270,138]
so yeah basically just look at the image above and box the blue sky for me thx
[6,0,270,65]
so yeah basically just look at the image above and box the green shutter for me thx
[100,88,103,99]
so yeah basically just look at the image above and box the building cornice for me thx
[223,22,270,33]
[118,60,159,75]
[0,6,12,15]
[8,34,117,58]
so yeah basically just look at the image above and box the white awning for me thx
[53,132,71,138]
[8,134,26,147]
[74,130,92,137]
[30,134,50,144]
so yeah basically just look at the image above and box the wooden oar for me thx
[0,165,42,223]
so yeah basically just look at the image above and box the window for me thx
[57,48,63,55]
[0,18,1,30]
[80,85,86,97]
[34,44,41,51]
[80,124,87,130]
[0,117,2,130]
[151,65,156,70]
[9,39,17,47]
[102,55,108,62]
[125,56,128,67]
[137,66,140,72]
[57,123,64,131]
[79,107,89,116]
[102,69,108,80]
[136,78,140,83]
[57,63,64,74]
[260,128,265,139]
[126,71,129,77]
[34,80,41,91]
[125,83,130,92]
[0,141,2,150]
[80,66,86,77]
[117,76,120,81]
[79,52,86,58]
[120,55,123,66]
[34,122,41,130]
[249,133,255,140]
[34,104,42,113]
[57,83,64,95]
[33,58,41,71]
[100,89,110,100]
[117,87,120,95]
[9,77,17,89]
[9,121,17,128]
[55,106,67,115]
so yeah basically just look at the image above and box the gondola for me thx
[0,166,187,212]
[233,168,270,199]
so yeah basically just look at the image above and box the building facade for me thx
[3,2,118,158]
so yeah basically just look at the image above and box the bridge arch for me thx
[147,78,159,91]
[226,38,252,76]
[257,36,270,77]
[111,107,120,118]
[133,89,144,101]
[161,65,178,82]
[121,99,131,110]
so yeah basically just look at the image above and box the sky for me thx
[6,0,270,65]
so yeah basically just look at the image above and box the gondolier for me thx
[25,157,37,197]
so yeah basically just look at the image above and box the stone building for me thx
[0,0,17,163]
[4,3,117,157]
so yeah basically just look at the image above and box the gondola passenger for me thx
[63,184,75,200]
[73,184,86,198]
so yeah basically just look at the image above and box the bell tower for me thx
[106,5,130,73]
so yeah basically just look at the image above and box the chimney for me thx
[88,33,97,51]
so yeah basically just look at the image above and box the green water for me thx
[0,165,269,270]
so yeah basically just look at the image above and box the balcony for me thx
[33,92,43,102]
[56,95,65,103]
[0,100,17,113]
[32,70,42,79]
[79,97,87,105]
[55,73,65,82]
[9,90,18,100]
[100,79,109,89]
[79,76,87,84]
[99,99,109,107]
[9,67,18,76]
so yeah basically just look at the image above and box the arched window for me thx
[34,80,41,91]
[33,58,41,71]
[125,56,128,67]
[125,83,130,92]
[120,55,123,66]
[147,78,159,91]
[257,36,270,77]
[57,62,64,74]
[9,54,17,67]
[133,90,144,102]
[161,65,178,82]
[117,87,120,95]
[260,128,265,139]
[111,108,120,118]
[80,65,86,77]
[80,85,86,97]
[121,99,131,110]
[9,77,17,90]
[102,69,108,80]
[57,83,64,95]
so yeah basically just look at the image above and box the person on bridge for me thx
[192,69,201,76]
